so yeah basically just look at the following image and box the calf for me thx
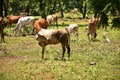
[46,14,58,28]
[35,27,70,60]
[87,18,99,41]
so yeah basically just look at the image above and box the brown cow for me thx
[0,17,7,43]
[87,18,100,41]
[7,15,24,25]
[34,18,48,33]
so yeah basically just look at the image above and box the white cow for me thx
[46,14,58,28]
[14,16,36,35]
[67,24,79,40]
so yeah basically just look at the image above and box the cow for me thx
[6,15,24,25]
[87,18,100,41]
[13,16,36,35]
[0,17,7,43]
[34,18,48,33]
[35,27,71,60]
[67,24,79,40]
[46,14,58,28]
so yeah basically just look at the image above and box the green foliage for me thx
[1,0,120,30]
[99,13,109,29]
[87,0,120,29]
[88,0,109,17]
[9,0,39,15]
[111,18,120,29]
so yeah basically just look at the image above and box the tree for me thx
[88,0,120,29]
[50,0,57,14]
[88,0,108,18]
[39,0,46,18]
[58,0,64,17]
[0,0,3,17]
[83,0,87,18]
[4,0,9,17]
[103,0,120,17]
[74,0,87,18]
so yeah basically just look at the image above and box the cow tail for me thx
[65,27,70,46]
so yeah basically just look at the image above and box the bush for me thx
[111,18,120,29]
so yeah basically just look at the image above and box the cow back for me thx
[34,18,48,33]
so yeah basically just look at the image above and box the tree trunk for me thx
[0,0,3,17]
[4,0,9,17]
[51,0,57,14]
[82,0,87,18]
[26,0,31,15]
[39,0,46,18]
[58,0,64,17]
[94,12,98,18]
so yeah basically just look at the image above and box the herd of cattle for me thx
[0,14,104,60]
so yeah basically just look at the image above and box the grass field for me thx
[0,13,120,80]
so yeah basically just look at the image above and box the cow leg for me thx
[91,32,97,41]
[56,20,58,29]
[61,45,66,60]
[66,45,70,60]
[39,42,45,59]
[87,32,91,41]
[0,34,2,43]
[75,32,78,40]
[91,33,94,41]
[48,20,52,28]
[14,27,19,36]
[94,32,97,40]
[42,46,45,59]
[14,24,22,36]
[1,30,5,43]
[1,32,5,43]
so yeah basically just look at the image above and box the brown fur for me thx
[7,15,24,25]
[34,18,48,33]
[87,18,99,41]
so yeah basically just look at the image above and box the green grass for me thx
[0,15,120,80]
